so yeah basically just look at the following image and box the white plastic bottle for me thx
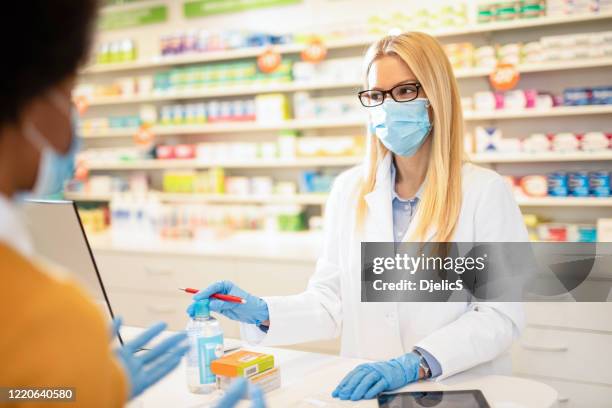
[186,299,224,394]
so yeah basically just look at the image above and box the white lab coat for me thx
[243,153,527,380]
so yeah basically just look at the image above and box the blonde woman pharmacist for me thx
[189,32,527,401]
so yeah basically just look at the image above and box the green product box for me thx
[278,213,306,231]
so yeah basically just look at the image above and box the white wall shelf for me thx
[81,106,612,139]
[81,117,367,138]
[66,190,612,207]
[464,105,612,120]
[86,79,362,106]
[84,156,362,170]
[81,11,612,75]
[515,197,612,207]
[470,151,612,163]
[83,58,612,107]
[65,191,329,205]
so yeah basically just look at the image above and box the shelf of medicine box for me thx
[80,117,367,139]
[515,197,612,207]
[82,59,612,107]
[80,10,612,75]
[81,105,612,140]
[85,79,362,107]
[469,151,612,164]
[85,230,321,262]
[453,57,612,79]
[64,191,329,206]
[83,156,362,171]
[464,105,612,121]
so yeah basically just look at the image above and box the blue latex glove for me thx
[186,281,269,326]
[331,353,421,401]
[111,318,189,399]
[215,377,266,408]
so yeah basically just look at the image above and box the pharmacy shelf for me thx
[516,197,612,207]
[81,117,366,138]
[86,79,362,106]
[464,105,612,120]
[454,57,612,78]
[84,59,612,107]
[81,106,612,139]
[65,191,329,205]
[470,151,612,163]
[82,11,612,75]
[84,156,362,171]
[69,189,612,208]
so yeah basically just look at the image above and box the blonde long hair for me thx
[356,32,465,242]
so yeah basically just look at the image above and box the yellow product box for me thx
[217,367,281,393]
[210,350,274,378]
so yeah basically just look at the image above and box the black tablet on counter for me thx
[378,389,491,408]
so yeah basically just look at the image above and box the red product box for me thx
[156,145,175,159]
[174,144,196,159]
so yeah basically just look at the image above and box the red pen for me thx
[179,288,247,304]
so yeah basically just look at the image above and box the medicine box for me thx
[217,367,281,393]
[210,350,274,378]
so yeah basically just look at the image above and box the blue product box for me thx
[547,172,568,196]
[563,87,591,106]
[568,171,590,197]
[591,86,612,105]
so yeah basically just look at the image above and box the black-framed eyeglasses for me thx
[357,82,422,107]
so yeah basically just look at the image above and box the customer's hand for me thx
[186,281,269,326]
[111,318,189,399]
[332,353,421,401]
[215,378,266,408]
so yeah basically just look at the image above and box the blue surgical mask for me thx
[21,92,79,200]
[369,98,432,157]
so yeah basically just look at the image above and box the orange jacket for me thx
[0,243,128,407]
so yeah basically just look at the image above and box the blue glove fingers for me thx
[336,368,370,398]
[332,367,364,397]
[193,280,232,301]
[186,303,195,318]
[110,317,122,339]
[142,346,188,393]
[363,378,388,400]
[140,331,187,365]
[126,322,167,351]
[249,384,266,408]
[209,298,233,313]
[348,371,381,401]
[215,377,248,407]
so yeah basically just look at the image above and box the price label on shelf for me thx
[257,47,282,73]
[489,63,520,91]
[134,124,154,146]
[301,38,327,63]
[73,95,90,116]
[74,160,89,181]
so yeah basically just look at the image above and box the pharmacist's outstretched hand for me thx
[187,281,270,326]
[215,378,266,408]
[332,353,421,401]
[111,319,189,399]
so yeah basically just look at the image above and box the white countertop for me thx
[87,230,321,262]
[122,328,558,408]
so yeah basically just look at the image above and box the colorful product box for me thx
[210,350,274,378]
[217,367,281,394]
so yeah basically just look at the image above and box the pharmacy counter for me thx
[124,330,558,408]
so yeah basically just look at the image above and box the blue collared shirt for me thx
[390,162,442,378]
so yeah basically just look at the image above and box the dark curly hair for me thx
[0,0,98,125]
